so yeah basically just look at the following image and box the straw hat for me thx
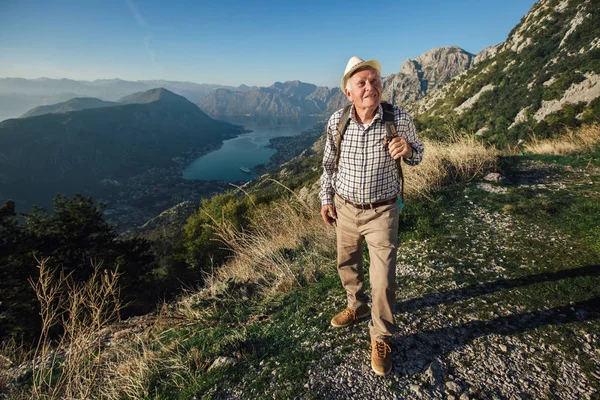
[340,56,382,92]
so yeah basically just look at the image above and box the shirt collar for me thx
[350,104,383,122]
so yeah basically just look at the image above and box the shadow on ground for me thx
[391,264,600,378]
[397,265,600,313]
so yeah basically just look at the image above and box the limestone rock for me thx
[425,358,445,386]
[446,381,462,393]
[208,356,237,371]
[534,73,600,122]
[454,84,495,115]
[484,173,504,182]
[473,45,500,66]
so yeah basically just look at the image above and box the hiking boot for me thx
[330,304,370,328]
[371,340,392,376]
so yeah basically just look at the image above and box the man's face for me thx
[345,68,382,110]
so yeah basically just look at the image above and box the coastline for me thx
[109,122,324,233]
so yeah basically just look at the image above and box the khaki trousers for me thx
[334,194,399,342]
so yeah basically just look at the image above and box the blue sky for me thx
[0,0,537,87]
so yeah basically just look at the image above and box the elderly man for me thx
[319,56,424,376]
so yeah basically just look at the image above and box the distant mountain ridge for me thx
[197,80,347,119]
[19,88,205,118]
[118,87,192,105]
[21,97,119,118]
[3,46,478,122]
[198,46,477,120]
[0,77,236,121]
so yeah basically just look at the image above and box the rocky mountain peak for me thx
[415,46,471,68]
[399,59,419,75]
[383,46,474,107]
[473,45,500,65]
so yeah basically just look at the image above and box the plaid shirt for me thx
[319,103,424,206]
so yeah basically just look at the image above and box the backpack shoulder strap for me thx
[382,102,395,126]
[334,104,352,170]
[381,102,405,202]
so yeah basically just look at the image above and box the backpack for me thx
[333,102,405,202]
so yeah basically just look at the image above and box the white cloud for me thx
[126,0,148,27]
[144,35,157,66]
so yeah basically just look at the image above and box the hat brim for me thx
[340,60,382,93]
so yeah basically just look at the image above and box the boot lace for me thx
[375,341,391,358]
[341,308,357,321]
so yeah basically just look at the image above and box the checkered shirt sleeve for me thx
[319,104,424,206]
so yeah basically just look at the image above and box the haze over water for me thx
[182,118,319,182]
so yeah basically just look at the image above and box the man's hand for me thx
[320,204,337,227]
[388,137,413,160]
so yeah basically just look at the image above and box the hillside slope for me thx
[20,97,119,118]
[415,0,600,146]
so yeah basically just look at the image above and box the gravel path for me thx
[300,197,598,400]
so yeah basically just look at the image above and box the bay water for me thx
[182,117,319,182]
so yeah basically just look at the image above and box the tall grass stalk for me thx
[210,191,334,296]
[28,258,121,399]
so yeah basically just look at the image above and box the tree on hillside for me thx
[0,200,32,340]
[22,194,153,282]
[0,194,154,342]
[183,192,252,271]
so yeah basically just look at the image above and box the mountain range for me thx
[0,78,237,122]
[0,45,483,123]
[195,47,477,120]
[0,88,243,209]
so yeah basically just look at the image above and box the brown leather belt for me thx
[336,195,397,210]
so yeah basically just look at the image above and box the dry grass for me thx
[4,258,200,400]
[524,124,600,155]
[404,135,497,199]
[100,334,187,400]
[22,258,122,399]
[206,191,335,298]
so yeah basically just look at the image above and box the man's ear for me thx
[344,88,352,101]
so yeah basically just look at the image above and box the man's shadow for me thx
[391,264,600,378]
